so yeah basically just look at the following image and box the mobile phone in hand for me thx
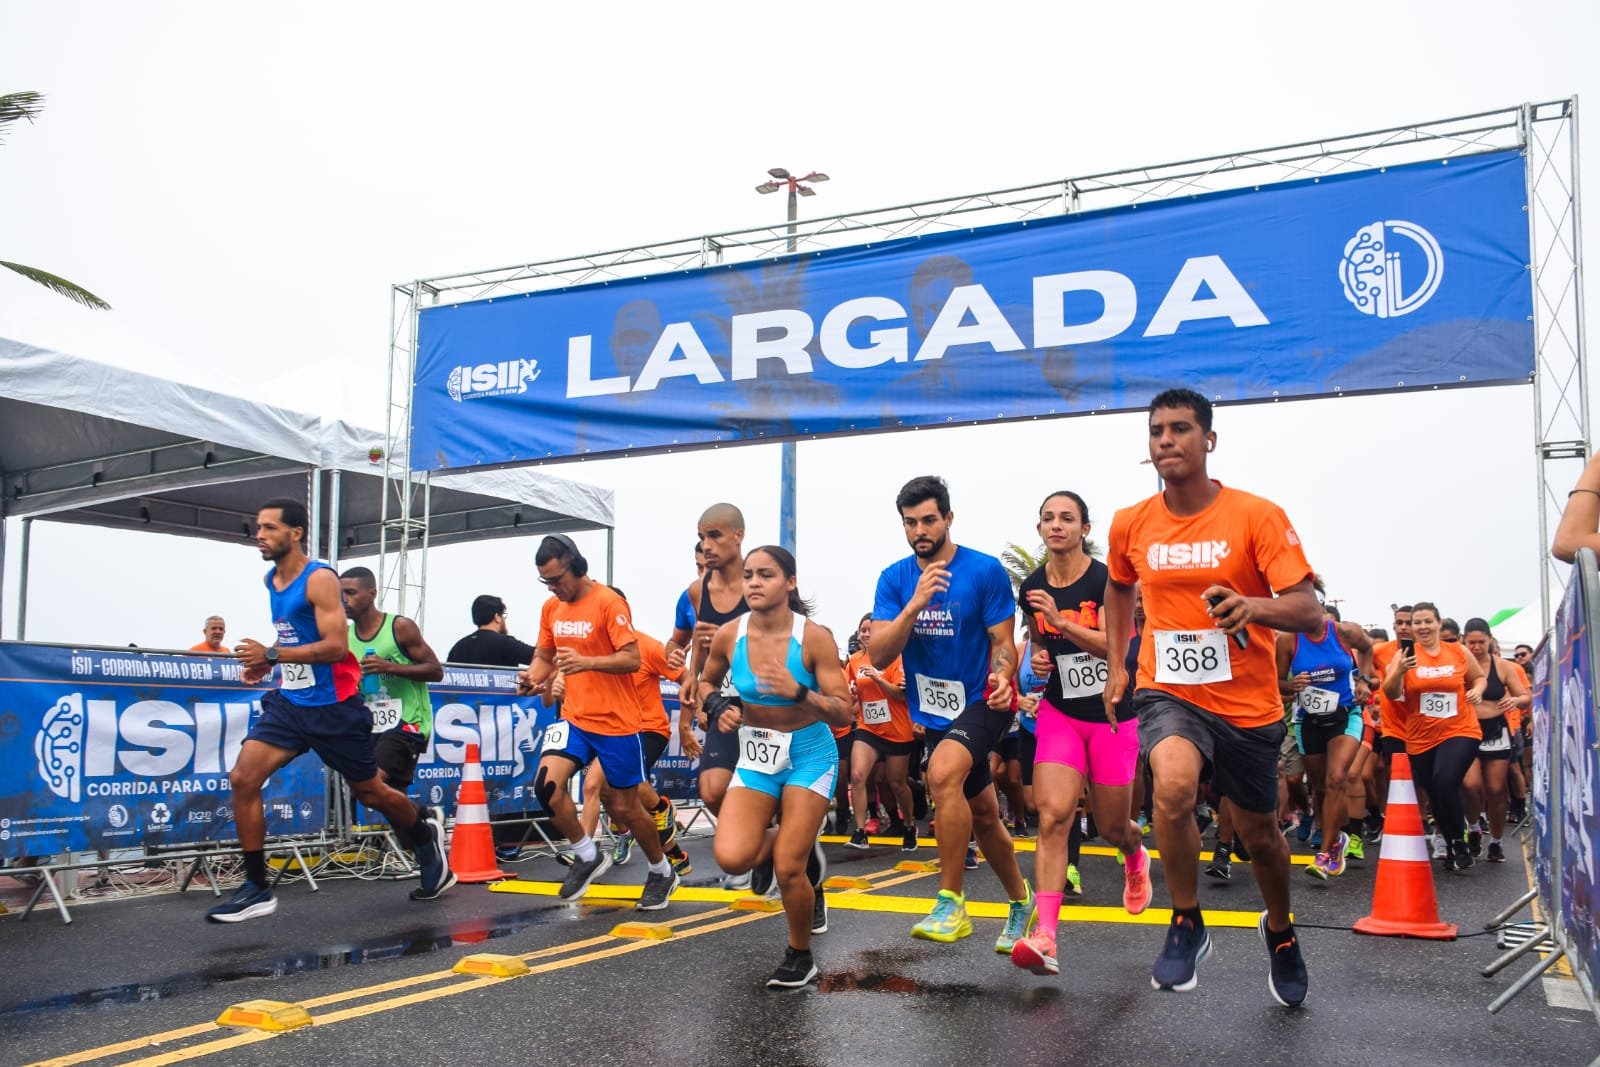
[1399,638,1415,657]
[1205,592,1249,650]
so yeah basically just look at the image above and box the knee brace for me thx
[534,765,559,811]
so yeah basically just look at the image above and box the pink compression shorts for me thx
[1033,697,1140,786]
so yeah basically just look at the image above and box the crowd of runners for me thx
[205,387,1539,1007]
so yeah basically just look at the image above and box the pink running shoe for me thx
[864,816,882,835]
[1123,845,1153,915]
[1010,930,1059,976]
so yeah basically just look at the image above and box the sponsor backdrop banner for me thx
[412,149,1532,471]
[1560,557,1600,1005]
[404,665,556,816]
[1535,552,1600,1015]
[0,645,572,860]
[1531,625,1556,911]
[1,642,323,860]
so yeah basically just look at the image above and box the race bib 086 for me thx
[1153,630,1232,686]
[1055,652,1108,699]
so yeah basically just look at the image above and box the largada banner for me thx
[411,149,1533,471]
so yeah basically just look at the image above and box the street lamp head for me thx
[800,172,830,183]
[755,182,782,194]
[797,185,816,197]
[767,167,792,180]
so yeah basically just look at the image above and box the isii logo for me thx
[36,695,84,802]
[1339,220,1444,319]
[447,359,540,402]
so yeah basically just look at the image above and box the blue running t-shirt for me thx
[873,545,1016,729]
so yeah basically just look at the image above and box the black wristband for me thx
[793,682,811,704]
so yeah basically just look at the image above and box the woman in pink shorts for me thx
[1010,490,1152,977]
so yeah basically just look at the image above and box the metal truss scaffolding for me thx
[385,99,1586,627]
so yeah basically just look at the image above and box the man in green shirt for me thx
[340,567,445,792]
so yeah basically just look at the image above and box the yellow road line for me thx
[824,892,1264,928]
[30,1024,222,1067]
[119,911,782,1067]
[820,834,1317,866]
[43,862,930,1067]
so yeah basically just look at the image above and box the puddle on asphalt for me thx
[0,905,578,1019]
[818,945,985,998]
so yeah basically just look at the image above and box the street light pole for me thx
[756,167,828,556]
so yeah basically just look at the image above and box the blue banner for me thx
[411,150,1533,471]
[0,642,324,859]
[1531,628,1556,909]
[406,665,556,815]
[1559,583,1600,1000]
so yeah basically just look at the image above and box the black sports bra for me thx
[697,574,749,627]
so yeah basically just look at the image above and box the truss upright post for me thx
[1527,99,1589,630]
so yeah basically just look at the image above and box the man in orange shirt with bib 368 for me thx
[1104,389,1323,1008]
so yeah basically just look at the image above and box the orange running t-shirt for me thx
[1504,660,1530,733]
[189,642,225,653]
[846,650,912,743]
[1107,484,1314,729]
[538,584,644,736]
[1399,642,1482,755]
[1371,640,1408,746]
[632,632,677,738]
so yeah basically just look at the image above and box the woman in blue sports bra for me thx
[699,545,853,990]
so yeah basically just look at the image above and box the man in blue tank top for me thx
[209,498,455,923]
[871,476,1035,952]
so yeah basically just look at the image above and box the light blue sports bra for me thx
[729,614,818,707]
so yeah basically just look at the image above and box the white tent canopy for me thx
[1489,601,1547,651]
[0,339,614,635]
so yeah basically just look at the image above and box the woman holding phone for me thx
[699,546,854,988]
[1381,601,1486,871]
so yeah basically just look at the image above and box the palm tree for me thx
[1,91,110,309]
[1000,535,1102,592]
[1001,541,1045,593]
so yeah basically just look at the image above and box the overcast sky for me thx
[1,2,1595,655]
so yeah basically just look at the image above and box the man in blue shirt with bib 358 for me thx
[871,476,1036,955]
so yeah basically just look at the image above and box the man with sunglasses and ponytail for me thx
[518,534,679,911]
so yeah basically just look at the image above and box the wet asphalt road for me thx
[2,827,1597,1067]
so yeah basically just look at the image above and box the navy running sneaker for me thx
[1259,911,1309,1007]
[410,809,457,901]
[206,881,277,924]
[1151,914,1213,992]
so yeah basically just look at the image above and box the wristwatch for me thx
[264,647,280,664]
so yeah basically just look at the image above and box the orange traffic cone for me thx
[447,743,508,883]
[1353,751,1457,939]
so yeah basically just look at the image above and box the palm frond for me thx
[1000,540,1046,590]
[0,91,44,140]
[0,261,111,309]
